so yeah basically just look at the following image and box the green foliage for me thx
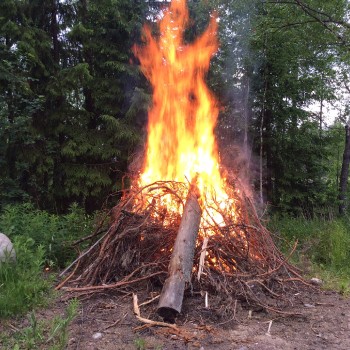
[0,236,51,318]
[269,215,350,290]
[311,220,350,270]
[248,0,344,212]
[0,0,147,212]
[1,0,350,216]
[134,337,147,350]
[0,203,94,268]
[0,203,91,319]
[0,299,79,349]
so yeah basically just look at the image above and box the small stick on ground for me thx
[133,294,178,330]
[198,237,209,281]
[139,295,160,307]
[266,320,273,336]
[55,259,80,290]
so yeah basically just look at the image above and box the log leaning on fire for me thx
[157,182,202,322]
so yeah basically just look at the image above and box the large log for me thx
[157,182,202,322]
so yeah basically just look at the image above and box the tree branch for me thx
[266,0,350,47]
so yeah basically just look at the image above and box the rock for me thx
[0,233,16,263]
[303,303,315,308]
[310,277,323,286]
[68,337,76,345]
[92,332,103,340]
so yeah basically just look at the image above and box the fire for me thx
[133,0,237,229]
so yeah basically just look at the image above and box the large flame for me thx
[133,0,236,226]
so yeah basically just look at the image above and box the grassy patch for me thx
[0,299,79,350]
[0,203,96,318]
[0,236,53,318]
[269,215,350,292]
[134,337,147,350]
[0,203,94,269]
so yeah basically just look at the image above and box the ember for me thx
[58,0,309,323]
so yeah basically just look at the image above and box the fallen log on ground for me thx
[157,181,202,322]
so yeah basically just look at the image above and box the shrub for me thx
[0,299,79,349]
[0,236,52,318]
[0,203,94,268]
[0,203,96,317]
[269,215,350,289]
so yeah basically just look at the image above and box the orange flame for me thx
[133,0,236,228]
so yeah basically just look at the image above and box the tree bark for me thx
[339,124,350,215]
[157,182,202,322]
[50,0,60,65]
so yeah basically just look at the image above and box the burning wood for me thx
[157,181,202,322]
[58,181,308,319]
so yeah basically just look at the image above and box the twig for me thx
[266,320,273,336]
[217,300,237,325]
[59,225,114,277]
[62,271,165,292]
[247,279,281,298]
[73,229,107,246]
[205,291,209,308]
[55,259,80,290]
[133,294,178,330]
[198,237,209,281]
[139,295,160,307]
[276,277,316,288]
[7,323,20,332]
[103,312,128,330]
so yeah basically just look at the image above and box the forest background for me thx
[2,0,350,216]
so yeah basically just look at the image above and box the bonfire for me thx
[58,0,306,323]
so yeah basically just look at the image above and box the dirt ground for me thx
[2,286,350,349]
[12,286,345,350]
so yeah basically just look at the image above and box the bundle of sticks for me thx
[58,179,308,321]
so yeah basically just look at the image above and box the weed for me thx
[0,203,95,268]
[46,299,79,349]
[269,215,350,292]
[134,337,147,350]
[1,299,79,350]
[0,203,96,318]
[0,236,52,318]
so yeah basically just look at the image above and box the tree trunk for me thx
[339,124,350,215]
[50,0,60,65]
[157,182,202,322]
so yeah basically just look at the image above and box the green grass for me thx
[0,236,53,318]
[0,299,79,350]
[134,337,147,350]
[0,203,96,318]
[0,203,95,268]
[269,215,350,292]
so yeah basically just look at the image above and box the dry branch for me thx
[133,294,178,330]
[59,179,312,319]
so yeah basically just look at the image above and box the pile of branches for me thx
[58,180,309,316]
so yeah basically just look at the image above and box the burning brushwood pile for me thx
[58,0,308,322]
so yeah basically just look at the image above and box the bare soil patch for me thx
[2,288,350,349]
[49,289,350,349]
